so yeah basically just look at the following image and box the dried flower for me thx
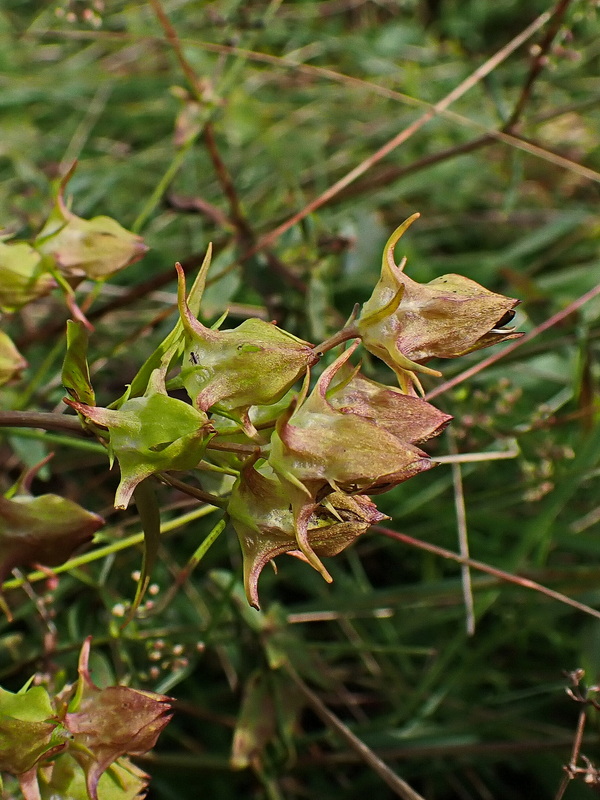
[357,214,522,392]
[268,343,435,577]
[65,639,172,800]
[228,457,387,607]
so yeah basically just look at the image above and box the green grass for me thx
[1,1,600,798]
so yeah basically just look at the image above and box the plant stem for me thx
[286,663,427,800]
[376,526,600,621]
[312,325,360,357]
[207,440,260,456]
[0,410,84,435]
[158,473,228,509]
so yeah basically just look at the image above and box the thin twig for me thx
[375,526,600,622]
[285,663,427,800]
[435,449,520,464]
[150,0,308,307]
[157,473,227,509]
[202,122,253,244]
[448,431,475,636]
[312,0,579,209]
[33,27,600,188]
[167,193,234,230]
[0,410,84,435]
[554,708,587,800]
[328,136,492,204]
[244,9,552,258]
[148,0,202,96]
[506,0,574,130]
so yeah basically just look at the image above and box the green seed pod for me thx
[0,240,54,312]
[357,214,522,392]
[66,370,213,509]
[177,262,317,436]
[0,331,27,386]
[35,169,147,280]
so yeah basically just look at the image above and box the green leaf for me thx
[38,752,150,800]
[66,382,213,509]
[0,685,65,775]
[62,320,95,406]
[0,684,54,721]
[231,668,302,771]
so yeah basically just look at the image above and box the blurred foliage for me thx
[1,0,600,798]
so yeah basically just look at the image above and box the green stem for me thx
[2,427,105,454]
[207,439,260,456]
[146,517,227,615]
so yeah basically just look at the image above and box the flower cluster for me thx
[64,215,520,608]
[0,211,522,796]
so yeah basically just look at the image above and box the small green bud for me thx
[357,214,522,392]
[177,262,317,435]
[0,240,55,312]
[65,370,213,509]
[35,169,147,280]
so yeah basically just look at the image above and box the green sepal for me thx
[62,320,95,406]
[37,753,151,800]
[66,371,214,509]
[126,480,161,623]
[112,247,214,407]
[0,685,64,775]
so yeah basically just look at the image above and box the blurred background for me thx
[1,1,599,798]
